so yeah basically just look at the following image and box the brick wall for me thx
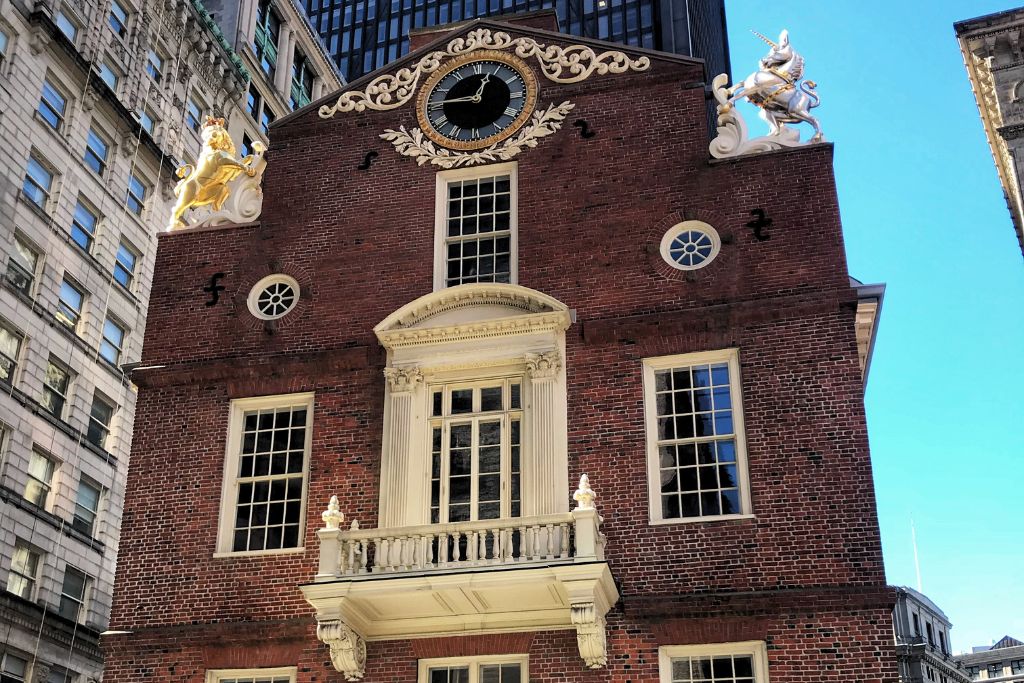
[105,22,897,683]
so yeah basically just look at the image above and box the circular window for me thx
[659,221,721,270]
[247,275,300,320]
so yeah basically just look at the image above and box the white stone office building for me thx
[0,0,339,677]
[893,587,971,683]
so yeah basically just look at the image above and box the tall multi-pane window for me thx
[186,97,203,132]
[113,241,139,289]
[71,200,99,251]
[54,11,78,41]
[87,393,114,449]
[56,278,85,330]
[290,49,314,109]
[253,0,281,77]
[41,359,72,418]
[0,322,23,384]
[73,477,102,535]
[220,394,313,553]
[1,653,29,682]
[418,657,526,683]
[23,155,54,210]
[436,166,516,289]
[100,317,126,364]
[126,173,148,215]
[660,643,768,683]
[643,349,749,522]
[428,379,522,523]
[58,567,89,622]
[108,0,128,37]
[6,542,41,600]
[7,234,40,296]
[38,79,67,131]
[23,448,56,507]
[84,128,110,174]
[208,669,295,683]
[145,49,163,82]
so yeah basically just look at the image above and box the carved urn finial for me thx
[322,495,344,529]
[573,474,596,511]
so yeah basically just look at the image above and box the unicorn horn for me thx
[750,30,777,48]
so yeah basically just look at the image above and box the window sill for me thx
[213,546,306,559]
[648,513,756,526]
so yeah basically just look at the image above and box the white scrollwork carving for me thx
[381,101,575,168]
[322,495,344,529]
[317,619,367,681]
[319,28,649,118]
[573,474,596,511]
[383,366,423,393]
[525,350,562,380]
[571,603,608,669]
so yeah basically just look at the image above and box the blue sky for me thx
[723,1,1024,652]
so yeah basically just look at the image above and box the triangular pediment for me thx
[274,16,700,130]
[374,283,571,349]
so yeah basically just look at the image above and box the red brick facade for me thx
[104,18,898,683]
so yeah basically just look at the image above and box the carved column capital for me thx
[570,602,608,669]
[525,351,561,380]
[317,619,367,681]
[384,366,423,393]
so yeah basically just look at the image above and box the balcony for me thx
[301,476,618,681]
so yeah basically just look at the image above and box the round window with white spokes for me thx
[247,274,300,320]
[660,221,722,271]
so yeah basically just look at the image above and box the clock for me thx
[417,50,538,151]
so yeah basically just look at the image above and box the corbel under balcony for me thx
[301,477,618,680]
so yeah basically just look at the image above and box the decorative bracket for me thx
[316,619,367,681]
[571,602,608,669]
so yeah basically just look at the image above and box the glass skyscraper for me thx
[304,0,729,86]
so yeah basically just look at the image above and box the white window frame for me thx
[642,349,752,525]
[215,393,314,556]
[433,161,518,291]
[658,642,769,683]
[205,667,297,683]
[417,654,528,683]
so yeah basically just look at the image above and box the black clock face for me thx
[425,60,529,144]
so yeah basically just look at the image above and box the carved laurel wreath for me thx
[319,28,650,117]
[380,101,575,169]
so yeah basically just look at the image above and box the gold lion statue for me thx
[169,116,260,230]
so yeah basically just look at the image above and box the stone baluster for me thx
[559,522,570,558]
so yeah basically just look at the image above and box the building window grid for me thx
[444,174,513,287]
[54,11,78,41]
[1,653,29,682]
[109,0,128,37]
[1011,660,1024,674]
[38,79,67,131]
[419,657,526,683]
[73,477,102,535]
[58,566,89,622]
[290,50,314,109]
[84,128,110,175]
[126,173,148,215]
[187,98,203,132]
[254,0,281,77]
[0,323,23,384]
[87,393,115,449]
[208,669,296,683]
[6,542,41,600]
[7,235,40,296]
[98,60,119,89]
[229,401,311,552]
[71,200,99,252]
[41,359,72,418]
[24,449,56,507]
[669,654,756,683]
[56,279,85,331]
[429,379,522,525]
[23,156,54,210]
[100,317,126,365]
[114,241,138,289]
[145,49,163,82]
[0,28,9,64]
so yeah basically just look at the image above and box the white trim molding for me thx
[658,641,770,683]
[641,349,752,525]
[215,393,315,556]
[432,162,518,290]
[206,667,297,683]
[418,654,528,683]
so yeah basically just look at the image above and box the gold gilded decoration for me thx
[318,28,649,118]
[381,101,574,169]
[415,50,538,151]
[169,117,267,230]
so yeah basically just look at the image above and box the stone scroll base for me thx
[707,73,816,159]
